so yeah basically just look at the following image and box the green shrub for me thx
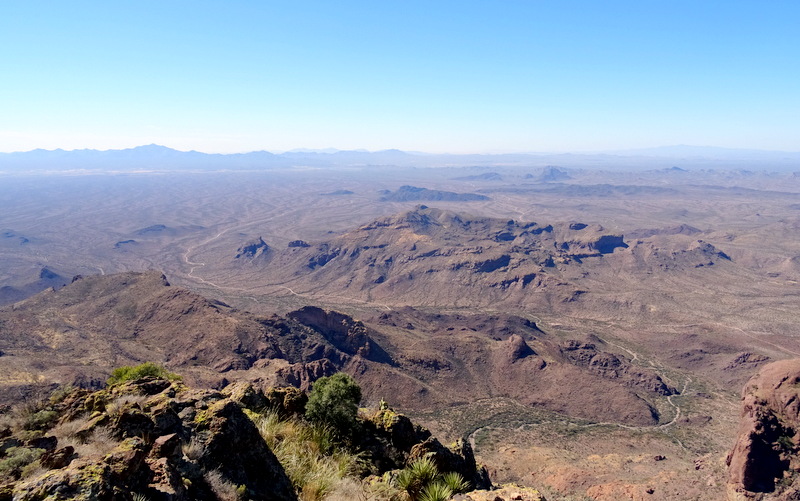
[0,447,44,480]
[304,373,361,438]
[107,362,181,385]
[48,385,75,405]
[23,409,58,431]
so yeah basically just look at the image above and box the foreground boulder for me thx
[3,378,296,500]
[727,358,800,500]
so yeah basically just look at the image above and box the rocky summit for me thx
[0,376,491,501]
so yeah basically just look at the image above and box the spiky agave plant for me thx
[418,481,453,501]
[438,471,470,494]
[394,457,439,500]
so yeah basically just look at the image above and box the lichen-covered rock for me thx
[727,358,800,500]
[13,438,146,500]
[264,386,308,416]
[40,445,74,469]
[5,376,493,500]
[192,398,295,499]
[9,379,297,501]
[369,408,431,451]
[221,381,267,410]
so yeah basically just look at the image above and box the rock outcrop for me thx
[363,407,492,490]
[4,377,296,500]
[0,377,492,500]
[727,358,800,500]
[234,236,269,259]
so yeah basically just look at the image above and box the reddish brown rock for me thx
[727,358,800,500]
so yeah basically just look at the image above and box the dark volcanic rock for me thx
[288,306,394,364]
[234,236,269,259]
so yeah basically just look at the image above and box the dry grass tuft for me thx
[251,409,363,501]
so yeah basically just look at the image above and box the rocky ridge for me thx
[0,376,490,500]
[0,271,678,427]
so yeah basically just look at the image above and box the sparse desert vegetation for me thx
[1,164,800,500]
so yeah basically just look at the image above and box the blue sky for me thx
[1,1,798,153]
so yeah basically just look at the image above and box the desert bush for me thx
[20,460,48,480]
[54,425,120,457]
[107,362,181,385]
[0,447,44,480]
[105,394,149,417]
[49,415,91,442]
[47,385,75,405]
[23,409,58,431]
[305,373,361,439]
[182,436,205,461]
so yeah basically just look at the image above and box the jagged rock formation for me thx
[288,306,394,364]
[365,308,671,426]
[727,358,800,500]
[0,272,378,399]
[363,406,491,489]
[234,236,269,259]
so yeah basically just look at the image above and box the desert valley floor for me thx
[2,163,799,500]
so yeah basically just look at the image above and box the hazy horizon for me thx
[3,143,800,157]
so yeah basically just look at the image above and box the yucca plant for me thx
[438,472,470,495]
[392,458,471,501]
[418,481,454,501]
[394,457,439,500]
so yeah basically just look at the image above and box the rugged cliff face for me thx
[727,359,800,500]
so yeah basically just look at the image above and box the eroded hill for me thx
[0,271,676,428]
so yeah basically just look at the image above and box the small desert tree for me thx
[304,373,361,438]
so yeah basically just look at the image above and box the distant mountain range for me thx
[1,144,799,172]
